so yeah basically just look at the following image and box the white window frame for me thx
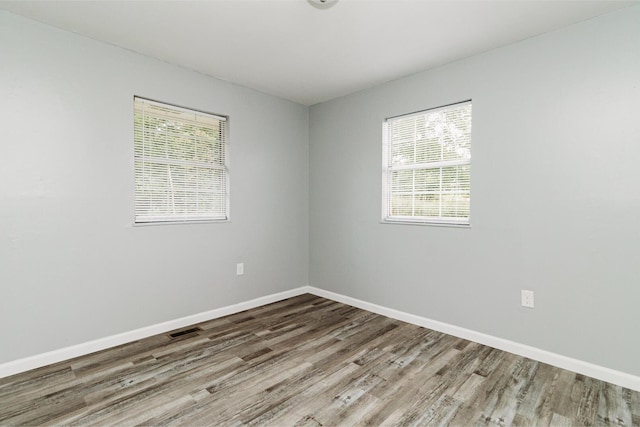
[382,100,472,226]
[133,96,230,225]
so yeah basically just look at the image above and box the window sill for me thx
[381,219,471,229]
[133,219,230,227]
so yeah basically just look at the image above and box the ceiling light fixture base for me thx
[307,0,339,10]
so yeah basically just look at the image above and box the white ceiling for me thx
[1,0,636,105]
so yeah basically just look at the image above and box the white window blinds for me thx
[383,101,472,225]
[134,97,229,223]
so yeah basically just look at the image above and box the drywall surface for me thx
[0,11,308,364]
[309,6,640,376]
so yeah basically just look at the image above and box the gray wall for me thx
[309,6,640,376]
[0,11,308,364]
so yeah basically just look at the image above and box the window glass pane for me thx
[391,140,414,166]
[441,165,471,192]
[441,194,470,218]
[391,170,413,193]
[441,105,472,162]
[414,168,440,193]
[391,194,413,216]
[414,194,440,217]
[415,138,442,163]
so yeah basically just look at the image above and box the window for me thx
[134,97,228,223]
[382,101,472,225]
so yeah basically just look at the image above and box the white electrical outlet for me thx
[236,263,244,276]
[521,290,534,308]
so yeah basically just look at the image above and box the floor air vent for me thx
[168,327,201,338]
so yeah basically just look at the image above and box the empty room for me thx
[1,0,639,425]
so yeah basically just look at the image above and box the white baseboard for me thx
[3,285,639,392]
[0,287,311,379]
[307,286,640,392]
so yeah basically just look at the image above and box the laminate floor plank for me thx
[225,363,323,425]
[510,362,558,425]
[361,349,461,426]
[245,363,363,426]
[1,294,638,426]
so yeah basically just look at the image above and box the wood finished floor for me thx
[1,294,639,426]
